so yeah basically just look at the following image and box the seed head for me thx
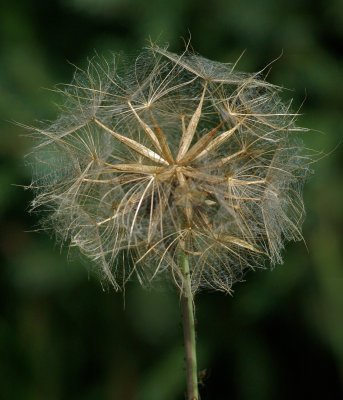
[26,45,310,294]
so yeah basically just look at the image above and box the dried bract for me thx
[26,45,310,293]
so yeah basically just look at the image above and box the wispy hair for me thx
[25,44,311,293]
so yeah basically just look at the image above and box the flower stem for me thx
[180,251,199,400]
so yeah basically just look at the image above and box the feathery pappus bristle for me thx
[26,44,311,294]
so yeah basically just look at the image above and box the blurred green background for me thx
[1,0,342,399]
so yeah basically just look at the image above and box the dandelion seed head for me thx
[27,44,311,294]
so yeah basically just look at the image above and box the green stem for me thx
[180,251,199,400]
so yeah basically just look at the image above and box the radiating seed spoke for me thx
[93,118,168,165]
[176,81,208,162]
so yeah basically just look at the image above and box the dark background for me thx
[1,0,343,399]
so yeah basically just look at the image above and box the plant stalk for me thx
[180,251,199,400]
